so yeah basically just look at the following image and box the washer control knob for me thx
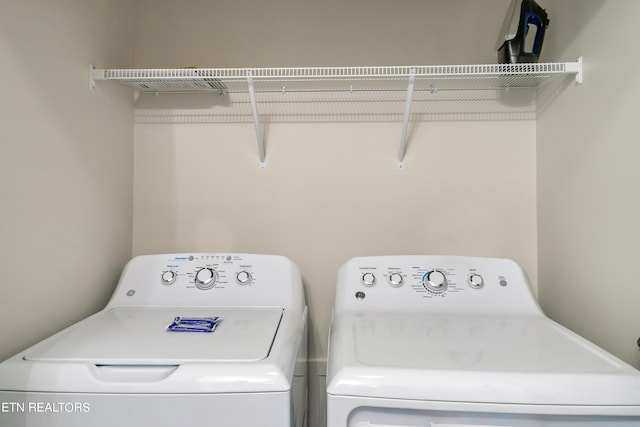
[236,270,252,285]
[195,268,218,290]
[468,273,484,289]
[423,270,448,293]
[388,273,403,287]
[362,272,376,287]
[161,270,177,285]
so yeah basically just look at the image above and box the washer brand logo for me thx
[1,401,90,413]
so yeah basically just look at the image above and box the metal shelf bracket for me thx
[89,65,103,90]
[571,56,583,84]
[247,71,266,170]
[397,68,416,170]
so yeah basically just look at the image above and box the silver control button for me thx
[388,272,403,287]
[423,270,448,293]
[161,270,177,285]
[362,272,376,287]
[195,268,217,290]
[468,273,484,289]
[236,270,252,285]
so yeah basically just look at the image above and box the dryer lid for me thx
[352,314,616,373]
[327,313,640,406]
[24,307,283,364]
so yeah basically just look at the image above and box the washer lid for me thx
[24,307,283,364]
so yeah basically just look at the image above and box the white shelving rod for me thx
[89,60,584,90]
[397,68,416,170]
[247,71,266,170]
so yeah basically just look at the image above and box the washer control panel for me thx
[335,255,542,316]
[157,254,258,291]
[108,253,302,309]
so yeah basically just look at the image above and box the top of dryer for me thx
[107,253,304,311]
[334,255,542,316]
[328,256,640,408]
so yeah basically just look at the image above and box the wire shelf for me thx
[90,59,582,169]
[92,60,581,93]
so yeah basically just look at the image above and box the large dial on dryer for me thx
[422,270,448,293]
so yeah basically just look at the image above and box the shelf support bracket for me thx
[247,71,266,170]
[572,57,583,84]
[89,65,104,90]
[397,68,416,169]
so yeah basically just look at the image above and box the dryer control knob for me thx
[423,270,448,293]
[161,270,177,285]
[236,270,252,285]
[388,273,403,287]
[468,274,484,289]
[362,272,376,287]
[195,268,218,290]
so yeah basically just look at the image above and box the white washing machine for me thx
[327,255,640,426]
[0,253,307,427]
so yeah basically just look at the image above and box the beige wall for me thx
[0,0,135,361]
[538,0,640,367]
[132,0,535,361]
[134,0,511,68]
[133,120,537,356]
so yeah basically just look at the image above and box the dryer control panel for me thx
[334,255,543,316]
[106,253,303,309]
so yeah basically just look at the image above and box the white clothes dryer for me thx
[0,253,307,427]
[327,255,640,426]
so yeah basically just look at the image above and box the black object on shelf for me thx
[496,0,549,64]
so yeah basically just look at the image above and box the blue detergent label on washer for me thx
[167,316,221,333]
